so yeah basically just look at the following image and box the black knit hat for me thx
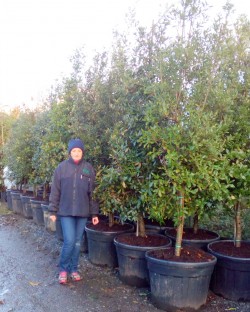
[68,138,84,154]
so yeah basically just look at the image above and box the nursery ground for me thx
[0,205,250,312]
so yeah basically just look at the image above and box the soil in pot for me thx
[146,246,216,311]
[149,245,215,262]
[165,227,220,251]
[85,221,134,268]
[209,241,250,257]
[208,240,250,301]
[114,233,171,287]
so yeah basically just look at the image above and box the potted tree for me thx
[3,110,36,216]
[136,1,240,309]
[141,103,225,310]
[206,0,250,301]
[86,164,135,268]
[32,106,71,231]
[102,119,172,287]
[207,102,250,301]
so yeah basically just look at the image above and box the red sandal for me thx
[58,271,68,284]
[70,272,82,281]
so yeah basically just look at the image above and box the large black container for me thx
[55,215,88,253]
[42,203,56,233]
[208,240,250,301]
[0,191,6,202]
[145,247,217,311]
[20,194,34,219]
[114,233,172,287]
[11,191,23,215]
[6,189,13,210]
[85,223,134,268]
[56,215,63,241]
[31,199,46,225]
[145,218,174,234]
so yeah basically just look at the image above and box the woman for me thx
[49,138,99,284]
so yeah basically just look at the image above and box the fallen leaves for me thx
[29,281,41,287]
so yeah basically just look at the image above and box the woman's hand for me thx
[92,216,99,225]
[49,215,57,222]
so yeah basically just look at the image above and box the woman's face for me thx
[70,148,83,161]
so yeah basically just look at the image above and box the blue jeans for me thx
[59,216,87,273]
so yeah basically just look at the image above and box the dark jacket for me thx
[49,157,99,217]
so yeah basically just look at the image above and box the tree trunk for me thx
[193,212,199,234]
[175,191,185,257]
[136,212,146,237]
[43,182,49,200]
[108,212,114,227]
[33,185,38,198]
[235,201,242,248]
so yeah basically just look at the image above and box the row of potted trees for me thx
[88,115,249,311]
[85,196,249,312]
[5,157,250,312]
[5,186,218,311]
[6,188,55,231]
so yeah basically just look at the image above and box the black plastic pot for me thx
[56,216,63,241]
[114,233,172,287]
[165,228,220,251]
[11,191,23,215]
[31,199,46,225]
[42,203,56,233]
[55,215,88,253]
[208,240,250,301]
[145,218,174,235]
[6,189,13,210]
[0,191,6,202]
[85,223,134,268]
[145,247,217,311]
[20,195,34,219]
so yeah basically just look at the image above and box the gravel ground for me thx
[1,206,250,312]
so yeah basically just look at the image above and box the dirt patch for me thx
[0,203,12,216]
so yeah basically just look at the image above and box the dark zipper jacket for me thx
[48,157,99,217]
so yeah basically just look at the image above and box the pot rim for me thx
[85,222,134,234]
[145,246,217,266]
[114,233,172,251]
[208,240,250,261]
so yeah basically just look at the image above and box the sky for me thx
[0,0,249,112]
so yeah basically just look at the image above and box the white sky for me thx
[0,0,249,112]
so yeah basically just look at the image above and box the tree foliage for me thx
[2,0,249,248]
